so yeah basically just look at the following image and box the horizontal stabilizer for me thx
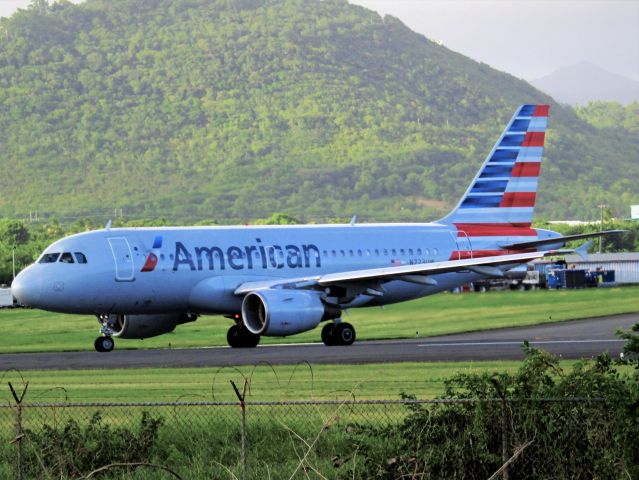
[502,230,626,250]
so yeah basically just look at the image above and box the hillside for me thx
[0,0,638,223]
[532,62,639,106]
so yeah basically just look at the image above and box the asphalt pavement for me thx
[1,313,635,370]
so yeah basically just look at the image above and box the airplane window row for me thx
[320,248,438,258]
[39,252,88,264]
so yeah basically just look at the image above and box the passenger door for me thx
[108,237,135,282]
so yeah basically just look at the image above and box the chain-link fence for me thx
[1,391,636,479]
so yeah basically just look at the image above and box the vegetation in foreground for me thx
[1,285,638,353]
[0,336,637,479]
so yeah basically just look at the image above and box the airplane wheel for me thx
[95,336,114,353]
[321,323,336,346]
[227,325,260,348]
[227,325,243,348]
[334,323,356,346]
[242,330,260,348]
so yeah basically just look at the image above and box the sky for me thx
[1,0,638,81]
[349,0,639,81]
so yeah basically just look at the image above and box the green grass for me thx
[0,286,637,353]
[0,360,582,404]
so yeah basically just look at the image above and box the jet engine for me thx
[241,290,339,336]
[107,313,197,339]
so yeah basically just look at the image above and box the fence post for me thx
[500,397,509,480]
[8,382,29,480]
[231,380,248,480]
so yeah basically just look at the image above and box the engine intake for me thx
[242,290,338,336]
[108,313,197,339]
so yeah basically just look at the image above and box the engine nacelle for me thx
[109,313,197,339]
[242,290,337,336]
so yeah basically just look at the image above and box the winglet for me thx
[105,219,112,230]
[575,241,592,261]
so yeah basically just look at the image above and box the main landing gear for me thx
[321,321,356,346]
[95,314,115,352]
[227,324,260,348]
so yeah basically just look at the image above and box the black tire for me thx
[334,322,356,346]
[242,329,261,348]
[227,325,243,348]
[227,325,260,348]
[321,322,336,346]
[95,336,114,353]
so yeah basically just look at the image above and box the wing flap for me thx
[317,251,548,285]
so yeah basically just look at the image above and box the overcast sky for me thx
[1,0,638,81]
[350,0,639,81]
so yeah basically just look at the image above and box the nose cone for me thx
[12,266,42,307]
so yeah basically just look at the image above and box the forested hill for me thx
[0,0,637,223]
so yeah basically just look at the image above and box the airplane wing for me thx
[234,250,553,295]
[501,230,626,250]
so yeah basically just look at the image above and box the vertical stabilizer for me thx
[440,104,549,232]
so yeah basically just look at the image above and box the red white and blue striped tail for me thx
[439,104,549,239]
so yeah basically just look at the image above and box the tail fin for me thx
[440,104,549,232]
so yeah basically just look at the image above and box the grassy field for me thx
[0,360,582,403]
[0,286,637,353]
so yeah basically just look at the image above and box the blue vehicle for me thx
[12,105,621,351]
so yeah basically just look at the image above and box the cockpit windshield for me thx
[39,253,60,263]
[38,252,88,264]
[59,252,75,263]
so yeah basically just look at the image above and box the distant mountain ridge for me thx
[532,62,639,106]
[0,0,637,222]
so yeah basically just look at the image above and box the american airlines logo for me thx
[141,236,163,272]
[172,239,321,271]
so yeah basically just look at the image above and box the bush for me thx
[24,411,163,478]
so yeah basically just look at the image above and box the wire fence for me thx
[1,389,635,480]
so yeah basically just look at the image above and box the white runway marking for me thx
[418,339,624,348]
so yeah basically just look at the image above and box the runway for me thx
[0,313,635,370]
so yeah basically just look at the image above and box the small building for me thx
[0,288,14,307]
[561,253,639,284]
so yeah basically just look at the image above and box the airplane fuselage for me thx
[16,222,540,316]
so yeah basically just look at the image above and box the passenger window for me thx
[409,249,414,255]
[349,250,354,257]
[391,249,397,256]
[400,249,405,256]
[340,250,345,256]
[383,249,388,256]
[375,249,379,256]
[322,250,328,257]
[417,248,422,255]
[39,253,60,263]
[331,250,336,256]
[74,252,87,264]
[357,249,362,256]
[59,252,75,264]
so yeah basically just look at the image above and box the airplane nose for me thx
[12,266,42,307]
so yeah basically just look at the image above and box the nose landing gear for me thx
[95,314,116,352]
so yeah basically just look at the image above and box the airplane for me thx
[11,104,623,352]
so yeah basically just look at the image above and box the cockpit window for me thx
[59,252,75,264]
[75,252,88,264]
[39,253,60,263]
